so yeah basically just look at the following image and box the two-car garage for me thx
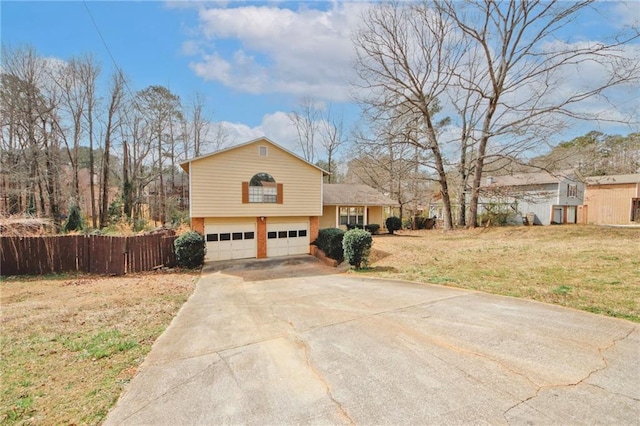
[204,218,311,262]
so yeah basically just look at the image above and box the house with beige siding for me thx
[320,184,398,230]
[580,174,640,225]
[180,137,397,262]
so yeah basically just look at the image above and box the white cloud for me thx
[612,1,640,29]
[217,111,302,154]
[186,3,369,101]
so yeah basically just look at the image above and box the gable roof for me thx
[483,170,579,187]
[179,137,329,175]
[323,184,399,206]
[584,174,640,186]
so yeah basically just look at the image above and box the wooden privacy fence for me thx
[0,231,177,276]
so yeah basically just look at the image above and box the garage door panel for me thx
[267,222,309,257]
[205,223,256,261]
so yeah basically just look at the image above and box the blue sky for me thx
[2,1,639,158]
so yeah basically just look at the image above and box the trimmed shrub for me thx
[385,216,402,234]
[343,228,373,270]
[364,223,380,234]
[346,223,364,230]
[174,231,206,268]
[313,228,345,263]
[64,205,83,232]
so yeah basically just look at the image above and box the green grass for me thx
[1,273,197,425]
[368,225,640,322]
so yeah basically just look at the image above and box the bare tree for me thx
[0,45,54,217]
[99,72,124,228]
[187,91,210,158]
[320,106,347,182]
[289,97,321,163]
[353,2,464,230]
[135,85,182,225]
[437,0,640,227]
[73,55,101,228]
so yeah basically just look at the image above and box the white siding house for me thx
[480,170,584,225]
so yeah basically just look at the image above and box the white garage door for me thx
[267,222,310,257]
[205,223,256,261]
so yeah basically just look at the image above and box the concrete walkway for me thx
[105,261,639,425]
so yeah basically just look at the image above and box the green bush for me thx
[346,223,364,230]
[107,199,124,225]
[364,223,380,234]
[174,231,206,268]
[64,205,83,232]
[343,228,373,270]
[313,228,345,263]
[385,216,402,234]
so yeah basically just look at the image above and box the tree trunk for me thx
[122,140,132,220]
[89,106,97,228]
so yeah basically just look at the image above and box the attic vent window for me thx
[259,146,268,157]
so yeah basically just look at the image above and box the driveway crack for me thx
[294,336,355,425]
[114,354,224,424]
[502,327,636,423]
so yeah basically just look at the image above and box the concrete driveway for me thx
[105,256,639,425]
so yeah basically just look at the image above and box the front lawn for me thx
[364,225,640,322]
[0,272,197,425]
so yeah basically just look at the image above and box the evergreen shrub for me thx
[313,228,345,263]
[343,228,373,270]
[174,231,206,268]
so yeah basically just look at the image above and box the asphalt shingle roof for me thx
[584,174,640,185]
[323,184,398,206]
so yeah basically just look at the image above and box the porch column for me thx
[335,206,340,228]
[364,206,368,225]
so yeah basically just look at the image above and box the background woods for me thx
[0,45,225,232]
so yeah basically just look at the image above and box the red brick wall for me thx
[191,217,204,234]
[309,216,319,253]
[257,217,267,258]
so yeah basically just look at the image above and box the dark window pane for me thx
[278,231,287,238]
[268,232,277,239]
[298,230,307,237]
[288,230,297,238]
[220,233,231,241]
[244,232,254,239]
[250,172,276,186]
[232,232,243,240]
[206,234,218,242]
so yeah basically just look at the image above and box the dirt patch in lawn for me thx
[0,271,198,425]
[363,225,640,322]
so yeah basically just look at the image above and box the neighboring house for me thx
[320,184,399,230]
[581,174,640,225]
[480,170,584,225]
[180,137,398,262]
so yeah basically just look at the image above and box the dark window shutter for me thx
[277,183,283,204]
[242,182,249,203]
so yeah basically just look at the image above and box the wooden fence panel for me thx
[162,236,177,267]
[1,237,20,276]
[1,231,177,276]
[89,236,127,276]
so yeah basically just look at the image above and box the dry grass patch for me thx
[0,272,198,425]
[365,225,639,322]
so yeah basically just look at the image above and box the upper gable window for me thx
[249,173,277,203]
[259,146,268,157]
[567,184,578,198]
